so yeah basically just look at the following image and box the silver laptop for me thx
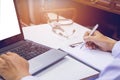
[0,0,67,77]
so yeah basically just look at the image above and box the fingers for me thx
[0,52,20,64]
[85,42,97,49]
[0,57,6,68]
[0,54,8,71]
[83,31,94,42]
[0,53,12,62]
[83,31,101,42]
[83,31,97,50]
[84,36,95,43]
[2,52,20,58]
[6,52,18,56]
[84,30,100,37]
[83,31,90,37]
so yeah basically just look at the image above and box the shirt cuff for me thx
[21,75,39,80]
[112,41,120,58]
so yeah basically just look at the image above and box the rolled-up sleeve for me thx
[21,76,40,80]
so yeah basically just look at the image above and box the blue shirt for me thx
[21,41,120,80]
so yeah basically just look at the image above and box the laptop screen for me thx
[0,0,23,49]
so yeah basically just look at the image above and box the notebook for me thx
[61,43,114,71]
[0,0,67,77]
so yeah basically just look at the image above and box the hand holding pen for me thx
[80,24,99,49]
[70,24,117,51]
[70,24,99,48]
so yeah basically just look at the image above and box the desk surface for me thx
[23,23,89,49]
[22,23,99,80]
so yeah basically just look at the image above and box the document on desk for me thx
[60,45,114,71]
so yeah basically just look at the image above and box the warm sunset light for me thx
[14,0,120,39]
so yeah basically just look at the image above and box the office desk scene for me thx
[23,22,99,80]
[1,0,120,80]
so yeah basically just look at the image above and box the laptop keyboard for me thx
[0,40,51,80]
[9,40,51,60]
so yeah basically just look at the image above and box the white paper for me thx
[61,44,114,71]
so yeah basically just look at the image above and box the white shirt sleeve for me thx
[21,75,40,80]
[96,41,120,80]
[112,41,120,58]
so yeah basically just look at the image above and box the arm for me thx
[96,41,120,80]
[83,31,120,79]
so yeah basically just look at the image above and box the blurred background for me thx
[14,0,120,40]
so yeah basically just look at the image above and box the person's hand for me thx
[83,31,117,52]
[0,52,30,80]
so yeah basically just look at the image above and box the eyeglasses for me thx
[52,27,76,38]
[69,42,83,48]
[49,20,76,38]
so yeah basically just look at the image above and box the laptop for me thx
[0,0,67,77]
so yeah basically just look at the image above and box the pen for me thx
[88,24,99,36]
[70,42,83,48]
[80,24,99,49]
